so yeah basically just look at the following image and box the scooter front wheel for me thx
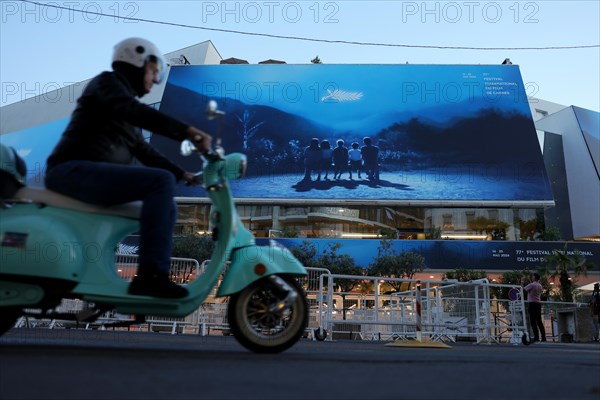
[228,275,308,353]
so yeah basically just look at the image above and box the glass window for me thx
[173,202,544,241]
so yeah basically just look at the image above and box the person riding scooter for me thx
[44,37,212,299]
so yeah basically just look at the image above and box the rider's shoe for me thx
[128,272,189,299]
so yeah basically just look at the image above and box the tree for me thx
[289,240,319,270]
[311,55,322,64]
[236,109,264,150]
[467,216,509,240]
[442,268,488,282]
[281,226,300,238]
[427,225,442,240]
[289,241,363,319]
[171,234,215,283]
[490,270,527,310]
[321,242,363,287]
[370,239,426,292]
[542,227,561,241]
[379,228,396,239]
[540,245,594,302]
[517,218,538,241]
[468,216,490,234]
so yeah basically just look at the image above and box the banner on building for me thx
[156,64,554,205]
[255,238,600,270]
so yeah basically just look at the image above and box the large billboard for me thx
[254,239,599,270]
[117,235,599,271]
[155,64,554,206]
[0,118,69,188]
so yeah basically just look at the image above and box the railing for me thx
[14,257,331,337]
[16,258,592,343]
[313,274,529,344]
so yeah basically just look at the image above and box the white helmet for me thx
[112,37,166,83]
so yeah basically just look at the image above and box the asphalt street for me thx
[1,329,599,400]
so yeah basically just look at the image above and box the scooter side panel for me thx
[216,245,307,296]
[1,204,85,281]
[1,203,138,288]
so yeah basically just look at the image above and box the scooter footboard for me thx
[216,244,307,297]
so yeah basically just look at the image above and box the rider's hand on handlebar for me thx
[181,171,203,186]
[187,126,212,154]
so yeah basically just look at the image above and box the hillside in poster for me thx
[154,64,553,203]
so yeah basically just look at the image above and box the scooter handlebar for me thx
[202,148,224,162]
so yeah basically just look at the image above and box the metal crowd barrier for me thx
[23,263,584,345]
[16,254,201,334]
[14,258,331,337]
[313,274,529,344]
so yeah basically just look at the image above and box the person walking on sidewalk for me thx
[523,273,547,342]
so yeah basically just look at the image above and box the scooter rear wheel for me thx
[228,275,308,353]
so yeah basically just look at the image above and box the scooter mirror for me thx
[180,139,197,157]
[206,100,225,120]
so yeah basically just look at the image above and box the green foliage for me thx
[171,234,215,283]
[490,270,528,303]
[172,234,214,264]
[517,213,547,241]
[289,241,364,293]
[442,268,488,282]
[427,226,442,240]
[281,226,300,238]
[290,241,364,320]
[467,216,509,240]
[467,216,491,234]
[542,227,561,241]
[370,238,426,291]
[379,228,397,239]
[517,218,538,241]
[320,242,365,293]
[539,245,594,302]
[490,270,552,304]
[289,240,318,269]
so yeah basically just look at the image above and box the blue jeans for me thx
[45,160,177,275]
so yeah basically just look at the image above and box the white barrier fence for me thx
[15,257,591,343]
[16,255,202,334]
[314,274,530,344]
[15,255,331,337]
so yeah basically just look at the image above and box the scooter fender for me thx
[217,244,307,297]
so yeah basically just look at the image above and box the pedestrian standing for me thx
[523,273,547,342]
[590,283,600,341]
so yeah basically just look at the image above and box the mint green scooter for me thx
[0,102,308,353]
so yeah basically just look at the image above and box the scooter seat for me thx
[14,187,142,219]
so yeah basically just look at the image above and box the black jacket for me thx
[47,70,189,179]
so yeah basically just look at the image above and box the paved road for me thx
[1,329,599,400]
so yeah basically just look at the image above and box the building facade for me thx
[1,40,598,273]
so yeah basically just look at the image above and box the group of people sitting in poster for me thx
[303,137,380,182]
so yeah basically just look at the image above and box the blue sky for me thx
[1,1,599,111]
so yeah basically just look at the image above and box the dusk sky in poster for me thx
[164,64,532,130]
